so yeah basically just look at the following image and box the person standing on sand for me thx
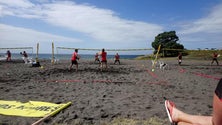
[69,49,80,71]
[20,51,28,63]
[114,53,120,65]
[165,78,222,125]
[99,48,107,70]
[211,52,219,65]
[94,53,100,63]
[6,50,11,61]
[178,52,182,65]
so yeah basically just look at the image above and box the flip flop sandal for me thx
[164,98,177,125]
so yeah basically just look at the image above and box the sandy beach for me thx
[0,58,221,125]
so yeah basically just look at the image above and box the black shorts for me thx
[101,60,107,63]
[215,78,222,101]
[71,60,78,65]
[213,58,218,61]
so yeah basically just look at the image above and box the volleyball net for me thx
[56,46,222,60]
[0,47,33,59]
[56,47,154,60]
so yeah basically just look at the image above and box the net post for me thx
[36,43,39,62]
[52,42,55,64]
[152,44,161,71]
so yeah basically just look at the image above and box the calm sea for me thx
[0,53,142,60]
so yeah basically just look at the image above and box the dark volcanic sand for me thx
[0,59,221,125]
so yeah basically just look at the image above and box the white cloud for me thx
[0,0,34,8]
[42,1,162,43]
[0,24,83,53]
[0,0,43,18]
[2,0,220,51]
[178,3,222,49]
[0,0,163,45]
[179,3,222,34]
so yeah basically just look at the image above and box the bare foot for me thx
[166,100,180,122]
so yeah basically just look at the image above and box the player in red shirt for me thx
[99,48,107,70]
[211,52,219,65]
[69,49,80,71]
[6,50,11,61]
[114,53,120,64]
[94,53,100,63]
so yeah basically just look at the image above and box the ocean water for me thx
[55,54,141,60]
[0,53,142,60]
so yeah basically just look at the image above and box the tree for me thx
[151,31,184,57]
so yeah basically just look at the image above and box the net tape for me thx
[0,47,33,50]
[57,47,153,51]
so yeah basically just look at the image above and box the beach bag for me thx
[32,62,41,67]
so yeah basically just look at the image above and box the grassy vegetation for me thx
[184,50,222,60]
[135,50,222,60]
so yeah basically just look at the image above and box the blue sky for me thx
[0,0,222,54]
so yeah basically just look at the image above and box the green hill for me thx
[135,50,222,60]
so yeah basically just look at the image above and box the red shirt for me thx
[7,51,11,57]
[95,54,99,58]
[115,55,120,60]
[101,52,107,61]
[213,53,218,58]
[178,54,182,60]
[71,52,78,61]
[23,53,28,58]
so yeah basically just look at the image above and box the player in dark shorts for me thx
[164,78,222,125]
[114,53,120,65]
[211,52,219,65]
[178,52,182,65]
[100,48,107,70]
[6,50,11,61]
[94,53,100,63]
[69,49,79,71]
